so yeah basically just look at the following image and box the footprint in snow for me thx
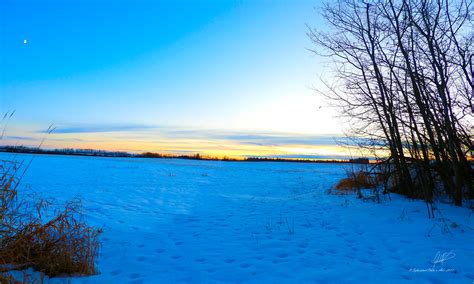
[351,247,360,252]
[136,256,147,262]
[110,269,122,276]
[155,248,165,254]
[298,243,308,248]
[367,250,376,256]
[129,273,141,279]
[326,248,338,254]
[359,258,378,265]
[345,253,355,260]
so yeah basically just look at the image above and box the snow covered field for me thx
[2,153,473,283]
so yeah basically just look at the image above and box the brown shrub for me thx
[0,159,101,279]
[335,171,377,191]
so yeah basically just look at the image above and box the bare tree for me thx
[309,0,473,209]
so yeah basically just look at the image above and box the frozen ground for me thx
[2,153,473,283]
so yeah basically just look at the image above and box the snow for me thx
[2,153,473,283]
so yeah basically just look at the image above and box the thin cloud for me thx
[38,124,160,134]
[32,123,363,148]
[157,129,349,146]
[3,135,38,141]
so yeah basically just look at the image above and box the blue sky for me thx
[0,0,345,157]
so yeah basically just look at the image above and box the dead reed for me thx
[335,171,377,191]
[0,159,101,280]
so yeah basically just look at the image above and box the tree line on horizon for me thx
[310,0,473,208]
[0,145,360,164]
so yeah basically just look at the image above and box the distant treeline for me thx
[0,145,366,164]
[0,146,134,158]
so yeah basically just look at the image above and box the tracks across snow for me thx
[5,153,474,283]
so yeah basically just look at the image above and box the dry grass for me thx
[0,274,14,284]
[0,159,101,280]
[335,171,377,191]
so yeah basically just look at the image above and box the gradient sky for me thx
[0,0,348,158]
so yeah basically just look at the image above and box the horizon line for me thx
[0,145,373,163]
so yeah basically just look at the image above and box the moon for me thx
[23,39,28,44]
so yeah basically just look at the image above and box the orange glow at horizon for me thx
[0,132,365,159]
